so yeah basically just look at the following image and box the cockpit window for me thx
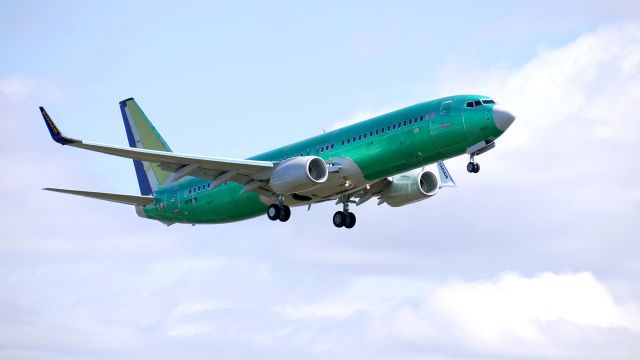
[467,99,496,108]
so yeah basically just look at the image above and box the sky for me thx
[1,1,640,359]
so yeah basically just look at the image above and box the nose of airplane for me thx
[493,105,516,131]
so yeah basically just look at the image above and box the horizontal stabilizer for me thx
[43,188,155,206]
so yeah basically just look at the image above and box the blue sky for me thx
[1,1,640,359]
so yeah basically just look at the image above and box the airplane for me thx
[39,95,515,228]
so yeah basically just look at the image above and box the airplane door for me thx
[166,186,182,217]
[431,99,461,151]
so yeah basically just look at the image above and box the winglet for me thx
[437,161,456,188]
[39,107,78,145]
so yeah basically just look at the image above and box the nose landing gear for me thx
[467,155,480,173]
[466,141,495,174]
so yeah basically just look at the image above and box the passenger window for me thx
[352,136,356,142]
[404,120,407,126]
[342,140,345,145]
[369,131,373,137]
[376,129,379,135]
[363,133,367,139]
[420,115,424,121]
[347,138,350,144]
[382,128,385,134]
[331,144,334,149]
[393,124,396,130]
[409,119,412,124]
[358,135,362,140]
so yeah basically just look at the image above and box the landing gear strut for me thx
[267,196,291,222]
[333,197,356,229]
[467,155,480,174]
[466,141,495,174]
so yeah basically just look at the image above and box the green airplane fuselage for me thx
[143,95,503,223]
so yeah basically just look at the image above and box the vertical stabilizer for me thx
[120,98,174,195]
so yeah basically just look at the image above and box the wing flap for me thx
[44,188,155,206]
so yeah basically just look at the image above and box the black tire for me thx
[279,205,291,222]
[267,204,281,221]
[344,212,356,229]
[333,211,345,228]
[467,162,475,173]
[473,163,480,173]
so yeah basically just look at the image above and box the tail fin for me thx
[120,98,174,195]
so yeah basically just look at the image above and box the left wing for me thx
[39,107,275,190]
[43,188,155,206]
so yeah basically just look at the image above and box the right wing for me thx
[39,107,275,191]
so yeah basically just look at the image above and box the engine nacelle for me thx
[269,156,329,194]
[381,169,439,207]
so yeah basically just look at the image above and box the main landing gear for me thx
[267,196,291,222]
[333,197,356,229]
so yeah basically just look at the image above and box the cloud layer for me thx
[1,19,640,360]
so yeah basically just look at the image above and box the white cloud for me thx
[279,272,640,359]
[0,75,34,101]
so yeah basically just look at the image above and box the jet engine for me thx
[269,156,329,194]
[380,169,439,207]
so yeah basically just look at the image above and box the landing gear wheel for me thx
[467,162,480,173]
[267,204,281,221]
[279,205,291,222]
[467,162,475,173]
[333,211,346,228]
[344,212,356,229]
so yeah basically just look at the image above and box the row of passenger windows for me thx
[465,99,495,108]
[188,182,212,195]
[340,114,426,146]
[288,112,434,159]
[297,143,335,156]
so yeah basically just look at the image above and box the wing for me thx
[39,107,275,191]
[44,188,155,206]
